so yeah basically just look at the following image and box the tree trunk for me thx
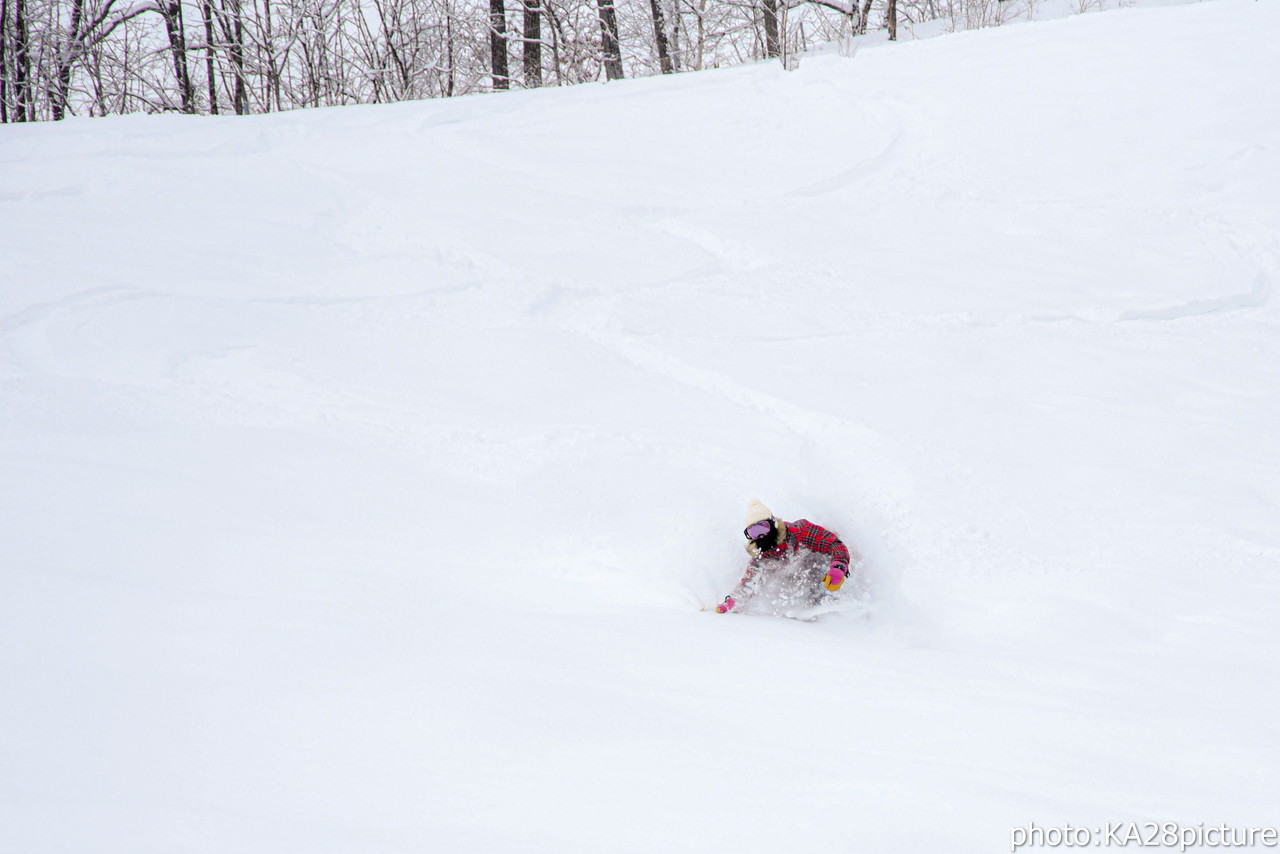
[13,0,28,120]
[52,0,85,120]
[88,38,106,115]
[858,0,873,34]
[596,0,623,80]
[760,0,779,58]
[489,0,509,90]
[228,0,247,113]
[262,0,278,111]
[544,0,563,86]
[202,0,218,113]
[522,0,541,88]
[696,0,707,70]
[648,0,672,74]
[1,0,9,123]
[887,0,897,41]
[161,0,194,112]
[668,5,681,72]
[445,0,455,96]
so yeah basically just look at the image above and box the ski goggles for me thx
[744,520,773,540]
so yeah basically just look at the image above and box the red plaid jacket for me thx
[728,519,850,603]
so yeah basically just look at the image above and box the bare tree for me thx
[647,0,671,73]
[257,0,280,112]
[1,0,9,122]
[53,0,91,119]
[220,0,248,113]
[489,0,508,88]
[444,0,456,95]
[200,0,217,111]
[521,0,541,86]
[12,0,30,120]
[159,0,195,111]
[760,0,778,57]
[596,0,621,79]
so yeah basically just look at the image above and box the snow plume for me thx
[743,552,873,621]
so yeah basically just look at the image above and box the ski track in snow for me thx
[782,100,906,199]
[1117,271,1273,322]
[0,286,157,336]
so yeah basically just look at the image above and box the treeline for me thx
[0,0,998,121]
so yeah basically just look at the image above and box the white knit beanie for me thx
[745,499,773,527]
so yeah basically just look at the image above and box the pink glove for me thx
[715,596,736,614]
[822,562,848,592]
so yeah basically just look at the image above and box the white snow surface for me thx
[3,2,1280,851]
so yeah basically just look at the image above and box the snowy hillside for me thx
[3,1,1279,851]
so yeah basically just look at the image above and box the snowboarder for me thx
[713,499,851,614]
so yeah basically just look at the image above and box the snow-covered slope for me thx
[3,2,1279,851]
